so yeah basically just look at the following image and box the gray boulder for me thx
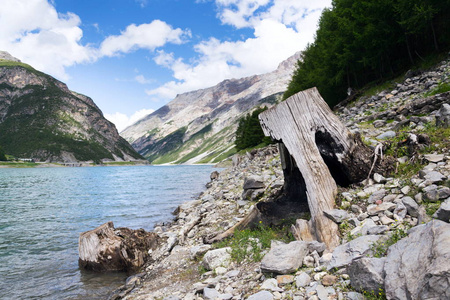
[202,247,231,270]
[439,187,450,199]
[376,131,396,140]
[203,287,220,300]
[347,292,365,300]
[433,198,450,222]
[260,241,308,274]
[424,171,446,184]
[243,175,265,190]
[295,272,311,288]
[368,189,386,204]
[323,209,349,224]
[348,257,385,293]
[248,291,273,300]
[436,103,450,128]
[423,185,439,202]
[327,235,385,270]
[385,220,450,300]
[401,196,419,217]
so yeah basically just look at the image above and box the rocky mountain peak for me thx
[0,51,21,62]
[121,51,301,164]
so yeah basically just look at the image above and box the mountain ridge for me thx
[0,52,144,163]
[121,52,301,164]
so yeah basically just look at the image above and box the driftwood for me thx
[78,221,160,272]
[258,87,394,249]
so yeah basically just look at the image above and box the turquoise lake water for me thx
[0,165,214,299]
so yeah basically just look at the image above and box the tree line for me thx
[235,107,273,151]
[284,0,450,106]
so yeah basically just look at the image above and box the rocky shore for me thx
[105,58,450,300]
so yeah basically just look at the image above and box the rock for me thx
[394,202,407,219]
[435,103,450,128]
[376,131,396,140]
[366,225,389,235]
[315,284,328,300]
[314,271,327,281]
[303,255,315,268]
[401,196,419,217]
[438,187,450,199]
[277,275,295,285]
[423,185,439,202]
[261,241,308,274]
[295,272,311,288]
[328,235,385,270]
[202,247,231,270]
[210,171,219,181]
[366,202,396,215]
[306,241,327,254]
[424,171,446,184]
[243,176,265,190]
[215,267,227,275]
[347,291,365,300]
[424,154,445,163]
[351,204,362,214]
[373,120,386,128]
[189,244,212,260]
[78,221,160,272]
[400,186,410,195]
[248,291,273,300]
[383,194,397,202]
[261,278,282,292]
[380,215,395,225]
[433,198,450,222]
[414,192,423,204]
[321,275,337,286]
[323,209,349,224]
[203,287,220,300]
[348,257,385,293]
[368,189,387,204]
[373,173,386,183]
[385,220,450,300]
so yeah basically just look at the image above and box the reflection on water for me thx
[0,165,213,299]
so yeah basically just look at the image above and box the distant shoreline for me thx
[0,161,150,168]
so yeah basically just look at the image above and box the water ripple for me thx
[0,165,213,299]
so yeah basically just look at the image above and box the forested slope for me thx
[285,0,450,106]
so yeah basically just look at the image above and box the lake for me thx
[0,165,214,299]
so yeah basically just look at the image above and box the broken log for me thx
[78,221,160,272]
[258,87,394,249]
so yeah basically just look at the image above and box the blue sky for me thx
[0,0,331,131]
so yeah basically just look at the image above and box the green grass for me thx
[424,82,450,97]
[370,225,409,258]
[214,223,295,263]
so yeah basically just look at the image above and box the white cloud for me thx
[147,0,331,100]
[0,1,191,81]
[105,108,155,132]
[135,74,154,84]
[0,0,96,80]
[135,0,148,8]
[100,20,191,57]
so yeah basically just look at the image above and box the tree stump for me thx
[258,87,394,249]
[78,221,160,272]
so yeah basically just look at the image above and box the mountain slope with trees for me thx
[0,52,144,163]
[284,0,450,106]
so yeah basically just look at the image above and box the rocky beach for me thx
[101,57,450,300]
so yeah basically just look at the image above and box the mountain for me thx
[121,52,301,164]
[0,51,143,163]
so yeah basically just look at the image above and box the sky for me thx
[0,0,331,132]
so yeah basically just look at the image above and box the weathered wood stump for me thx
[258,87,394,250]
[78,221,160,272]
